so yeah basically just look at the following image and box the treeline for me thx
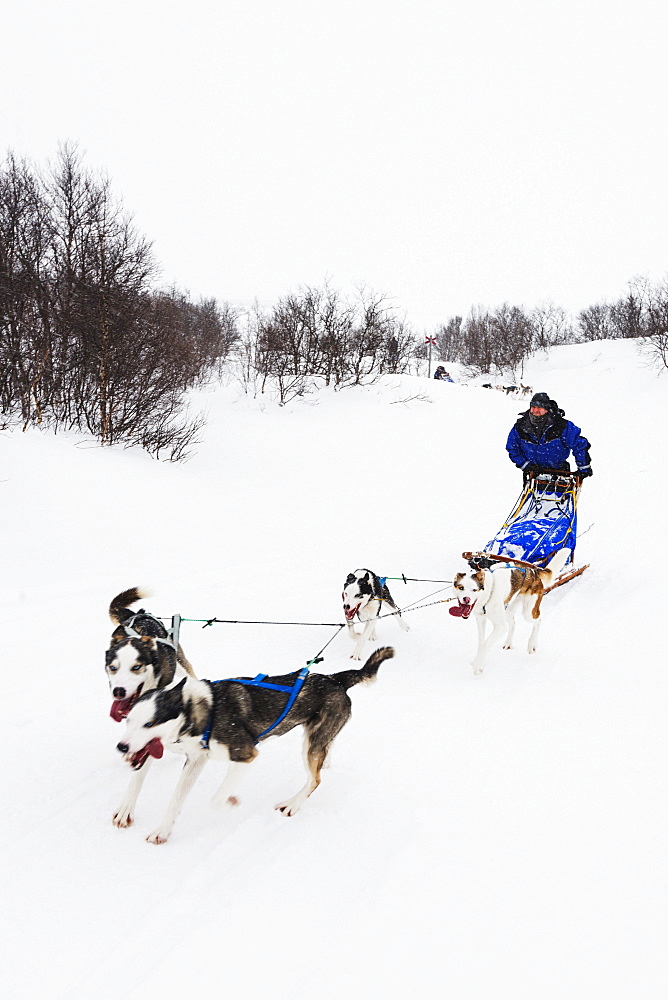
[3,146,666,459]
[435,276,668,378]
[0,145,237,459]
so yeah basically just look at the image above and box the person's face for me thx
[530,405,547,417]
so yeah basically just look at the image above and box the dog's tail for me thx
[331,646,394,691]
[545,548,570,580]
[109,586,151,624]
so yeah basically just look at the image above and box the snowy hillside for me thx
[1,339,666,999]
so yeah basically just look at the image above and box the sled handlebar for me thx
[531,468,578,478]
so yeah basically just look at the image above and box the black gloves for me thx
[522,463,539,483]
[575,468,593,483]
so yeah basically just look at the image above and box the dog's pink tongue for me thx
[129,738,164,770]
[449,602,475,619]
[110,699,131,722]
[146,738,164,759]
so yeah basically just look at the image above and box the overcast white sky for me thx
[2,0,667,330]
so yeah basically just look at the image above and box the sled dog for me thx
[452,549,570,674]
[106,586,196,829]
[342,568,409,660]
[116,646,395,844]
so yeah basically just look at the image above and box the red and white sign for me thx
[425,336,437,346]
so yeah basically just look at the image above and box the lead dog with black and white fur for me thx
[105,586,197,829]
[342,569,410,660]
[452,549,570,674]
[116,646,395,844]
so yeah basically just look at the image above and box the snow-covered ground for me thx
[1,340,666,999]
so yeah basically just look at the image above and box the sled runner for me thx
[463,470,589,590]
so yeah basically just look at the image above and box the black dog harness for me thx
[120,610,181,650]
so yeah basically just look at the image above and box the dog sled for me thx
[463,469,589,592]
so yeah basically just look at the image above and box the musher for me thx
[506,391,592,484]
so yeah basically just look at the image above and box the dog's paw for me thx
[146,829,170,845]
[275,800,300,817]
[502,643,513,650]
[113,810,134,829]
[472,662,484,675]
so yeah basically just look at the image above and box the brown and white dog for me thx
[452,549,570,674]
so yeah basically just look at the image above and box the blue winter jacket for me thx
[506,412,592,472]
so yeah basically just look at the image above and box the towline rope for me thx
[195,617,344,628]
[155,589,455,669]
[370,592,458,621]
[383,575,453,584]
[157,584,456,631]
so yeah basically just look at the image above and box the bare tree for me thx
[46,143,157,441]
[530,302,574,350]
[435,316,462,362]
[343,288,412,387]
[490,303,534,379]
[1,144,238,458]
[576,302,614,342]
[634,276,668,369]
[0,153,53,425]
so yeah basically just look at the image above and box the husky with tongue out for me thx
[342,569,410,661]
[451,548,570,675]
[117,647,395,845]
[105,587,196,829]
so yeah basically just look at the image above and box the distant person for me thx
[506,392,592,484]
[434,366,454,382]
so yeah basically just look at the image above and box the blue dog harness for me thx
[200,667,310,750]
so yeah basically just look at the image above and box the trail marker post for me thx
[425,335,437,377]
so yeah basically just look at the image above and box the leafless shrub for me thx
[134,405,206,463]
[237,283,417,403]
